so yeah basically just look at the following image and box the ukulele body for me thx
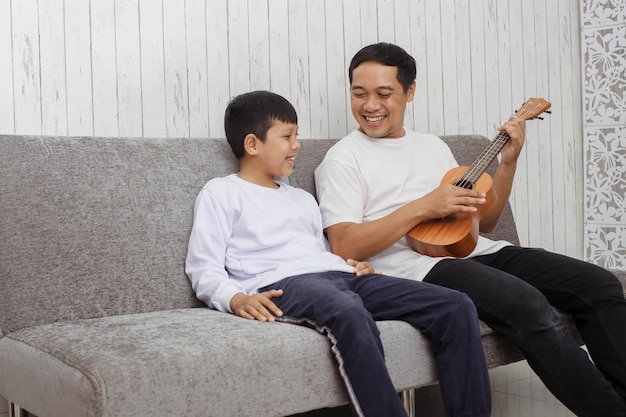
[406,166,496,258]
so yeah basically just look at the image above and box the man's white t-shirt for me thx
[314,129,511,281]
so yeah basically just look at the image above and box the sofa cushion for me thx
[0,308,438,417]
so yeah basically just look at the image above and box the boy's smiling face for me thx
[239,120,300,188]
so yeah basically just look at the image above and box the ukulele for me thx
[406,97,552,258]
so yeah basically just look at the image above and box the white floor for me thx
[0,361,576,416]
[489,360,575,417]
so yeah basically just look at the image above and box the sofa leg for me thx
[9,402,28,417]
[400,388,416,417]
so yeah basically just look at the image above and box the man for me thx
[314,42,626,417]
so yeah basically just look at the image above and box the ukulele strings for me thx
[457,104,532,188]
[457,130,510,187]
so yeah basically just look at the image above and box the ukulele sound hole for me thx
[441,214,457,223]
[454,179,473,190]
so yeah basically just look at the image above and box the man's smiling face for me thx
[350,61,415,139]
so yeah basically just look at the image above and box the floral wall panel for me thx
[581,0,626,270]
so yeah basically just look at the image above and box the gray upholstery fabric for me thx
[1,134,624,417]
[0,136,233,333]
[0,310,437,417]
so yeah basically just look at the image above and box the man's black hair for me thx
[348,42,416,92]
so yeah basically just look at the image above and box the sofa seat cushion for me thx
[0,308,439,417]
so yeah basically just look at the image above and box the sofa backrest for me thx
[0,134,519,334]
[0,136,235,334]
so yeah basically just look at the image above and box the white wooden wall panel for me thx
[342,0,362,134]
[568,1,583,258]
[186,0,209,138]
[12,0,41,135]
[410,1,428,133]
[163,0,190,138]
[359,0,377,48]
[39,0,67,136]
[228,1,251,100]
[92,0,119,137]
[115,0,143,137]
[441,0,458,134]
[288,1,311,138]
[0,0,585,258]
[506,0,530,246]
[65,0,93,136]
[482,0,500,129]
[0,0,13,134]
[468,4,487,136]
[267,1,287,103]
[324,0,348,140]
[307,1,327,139]
[248,0,271,93]
[424,2,445,135]
[138,0,166,138]
[206,0,229,138]
[455,0,473,135]
[536,1,555,251]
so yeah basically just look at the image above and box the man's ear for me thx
[406,80,416,102]
[243,133,260,156]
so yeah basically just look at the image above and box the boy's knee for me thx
[449,291,478,317]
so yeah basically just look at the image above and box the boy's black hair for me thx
[224,91,298,159]
[348,42,416,92]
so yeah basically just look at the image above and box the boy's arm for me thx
[186,186,245,313]
[230,290,284,322]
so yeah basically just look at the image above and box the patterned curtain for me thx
[581,0,626,270]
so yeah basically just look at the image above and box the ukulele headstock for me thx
[515,98,552,121]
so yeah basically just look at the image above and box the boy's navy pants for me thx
[261,271,491,417]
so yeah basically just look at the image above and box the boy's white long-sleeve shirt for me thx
[185,174,354,313]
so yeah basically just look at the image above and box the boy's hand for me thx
[347,258,379,276]
[230,290,284,322]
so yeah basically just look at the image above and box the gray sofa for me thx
[0,134,624,417]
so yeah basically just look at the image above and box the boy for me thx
[185,90,492,417]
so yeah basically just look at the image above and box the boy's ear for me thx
[243,133,260,156]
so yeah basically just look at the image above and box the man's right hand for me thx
[416,183,487,220]
[229,290,284,322]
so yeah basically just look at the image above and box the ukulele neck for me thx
[456,130,510,188]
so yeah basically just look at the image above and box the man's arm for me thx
[480,117,526,232]
[326,184,488,261]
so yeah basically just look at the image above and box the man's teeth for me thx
[365,115,385,122]
[286,156,295,161]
